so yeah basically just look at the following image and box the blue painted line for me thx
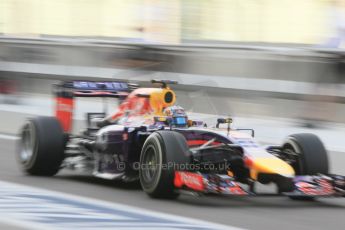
[0,181,242,230]
[20,194,174,224]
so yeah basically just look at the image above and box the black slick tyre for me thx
[139,131,190,199]
[283,133,329,200]
[17,116,65,176]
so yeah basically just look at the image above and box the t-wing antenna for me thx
[151,79,178,89]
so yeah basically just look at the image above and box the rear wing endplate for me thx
[54,81,130,133]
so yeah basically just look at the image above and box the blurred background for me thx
[1,0,345,149]
[0,0,343,44]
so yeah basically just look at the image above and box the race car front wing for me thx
[174,171,345,197]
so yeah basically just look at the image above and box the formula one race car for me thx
[17,80,345,200]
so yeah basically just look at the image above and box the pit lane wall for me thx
[1,37,345,124]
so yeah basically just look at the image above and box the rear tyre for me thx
[17,116,65,176]
[139,131,190,199]
[283,133,329,200]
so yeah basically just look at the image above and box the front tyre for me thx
[283,133,329,200]
[283,133,329,175]
[17,116,65,176]
[139,131,190,199]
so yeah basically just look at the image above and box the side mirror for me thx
[216,118,232,128]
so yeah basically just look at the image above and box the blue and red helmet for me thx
[163,105,188,127]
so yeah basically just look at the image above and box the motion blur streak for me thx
[1,1,345,230]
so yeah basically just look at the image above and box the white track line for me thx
[0,180,245,230]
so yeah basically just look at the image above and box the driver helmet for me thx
[163,105,188,127]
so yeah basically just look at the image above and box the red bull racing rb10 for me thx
[17,80,345,200]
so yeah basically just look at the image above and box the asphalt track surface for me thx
[1,137,345,230]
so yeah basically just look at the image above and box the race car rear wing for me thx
[54,81,131,133]
[56,81,131,98]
